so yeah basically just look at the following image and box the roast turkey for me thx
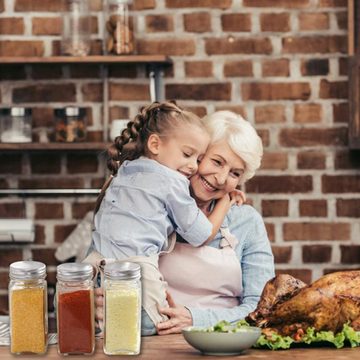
[246,271,360,337]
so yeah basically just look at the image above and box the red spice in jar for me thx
[57,289,94,354]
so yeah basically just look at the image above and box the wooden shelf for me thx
[0,142,111,151]
[0,55,172,65]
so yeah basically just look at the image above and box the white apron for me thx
[159,228,242,308]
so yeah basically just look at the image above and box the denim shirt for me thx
[186,204,275,327]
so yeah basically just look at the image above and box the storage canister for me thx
[9,261,48,355]
[54,107,87,142]
[104,262,141,355]
[105,0,135,55]
[0,107,32,143]
[56,263,95,355]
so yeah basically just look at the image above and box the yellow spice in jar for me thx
[10,288,46,354]
[105,288,140,354]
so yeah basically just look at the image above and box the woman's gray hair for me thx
[202,111,263,183]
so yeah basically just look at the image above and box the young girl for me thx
[87,101,244,333]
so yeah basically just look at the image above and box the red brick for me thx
[319,0,347,7]
[35,203,64,219]
[0,154,22,174]
[133,0,156,10]
[0,295,8,314]
[0,179,8,188]
[262,200,288,217]
[261,152,288,170]
[333,102,349,123]
[275,269,312,284]
[137,39,195,55]
[67,154,99,174]
[185,61,213,77]
[110,84,150,101]
[283,222,350,241]
[18,178,85,189]
[322,175,360,193]
[35,225,45,245]
[86,131,103,142]
[205,37,272,55]
[183,13,211,33]
[279,127,348,147]
[319,79,348,99]
[0,65,26,80]
[336,11,347,30]
[224,60,253,77]
[272,246,292,263]
[30,154,61,174]
[301,59,329,76]
[0,17,24,34]
[0,40,44,56]
[214,106,246,118]
[260,13,290,32]
[294,103,322,123]
[339,57,348,76]
[32,17,61,35]
[0,0,3,12]
[242,82,311,101]
[299,12,329,30]
[262,59,289,77]
[89,0,103,11]
[54,224,77,243]
[0,249,23,267]
[340,246,360,264]
[0,273,8,290]
[72,202,96,219]
[335,150,360,169]
[70,64,101,79]
[0,203,25,218]
[15,0,64,11]
[13,84,76,103]
[166,83,231,101]
[336,199,360,217]
[258,129,270,147]
[265,222,275,242]
[91,177,106,189]
[282,36,347,54]
[166,0,231,8]
[297,151,326,169]
[32,108,55,127]
[255,104,285,123]
[145,15,174,32]
[32,249,59,266]
[246,176,312,194]
[31,64,62,80]
[110,106,130,121]
[221,14,251,32]
[299,199,328,217]
[302,245,332,263]
[82,83,103,102]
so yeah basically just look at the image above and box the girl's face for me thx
[190,140,246,205]
[152,123,210,178]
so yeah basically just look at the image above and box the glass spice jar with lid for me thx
[0,107,32,143]
[9,261,48,355]
[56,263,95,356]
[54,107,87,142]
[105,0,135,55]
[103,262,141,355]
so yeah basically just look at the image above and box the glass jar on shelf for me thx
[0,107,32,143]
[54,107,87,142]
[105,0,135,55]
[61,0,91,56]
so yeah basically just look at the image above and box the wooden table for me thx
[0,335,359,359]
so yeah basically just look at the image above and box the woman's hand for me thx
[229,189,246,206]
[156,292,193,335]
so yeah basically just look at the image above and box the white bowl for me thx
[182,326,261,356]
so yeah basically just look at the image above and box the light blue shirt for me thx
[92,158,212,259]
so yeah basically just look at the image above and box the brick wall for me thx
[0,0,359,313]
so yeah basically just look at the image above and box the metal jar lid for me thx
[57,263,94,282]
[104,262,141,280]
[0,107,32,117]
[9,261,46,280]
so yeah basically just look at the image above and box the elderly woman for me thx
[156,110,274,334]
[92,110,274,335]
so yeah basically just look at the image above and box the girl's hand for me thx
[229,189,246,206]
[156,292,193,335]
[94,287,104,332]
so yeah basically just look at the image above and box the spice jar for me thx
[0,107,32,143]
[54,107,86,142]
[9,261,48,355]
[105,0,135,55]
[104,262,141,355]
[56,263,95,355]
[61,0,91,56]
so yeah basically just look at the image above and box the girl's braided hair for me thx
[107,100,202,175]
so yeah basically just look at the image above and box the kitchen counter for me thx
[0,335,359,359]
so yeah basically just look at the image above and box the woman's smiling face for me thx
[190,140,246,205]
